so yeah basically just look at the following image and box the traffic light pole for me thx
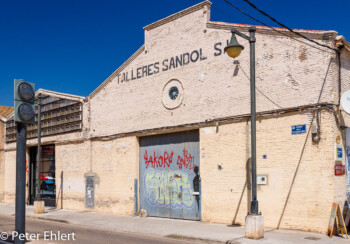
[36,95,42,201]
[15,123,27,244]
[14,79,36,243]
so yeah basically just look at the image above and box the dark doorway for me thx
[29,145,56,207]
[29,147,37,205]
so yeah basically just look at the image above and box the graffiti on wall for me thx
[144,169,194,209]
[144,150,174,168]
[177,149,195,170]
[144,149,195,170]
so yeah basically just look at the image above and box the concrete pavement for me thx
[0,203,348,243]
[0,214,207,244]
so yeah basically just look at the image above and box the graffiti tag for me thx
[177,149,195,170]
[144,169,194,209]
[144,150,174,168]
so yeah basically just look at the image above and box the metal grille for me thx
[6,95,82,143]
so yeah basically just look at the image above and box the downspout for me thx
[338,48,343,104]
[335,37,345,104]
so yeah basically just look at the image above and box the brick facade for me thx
[2,1,350,233]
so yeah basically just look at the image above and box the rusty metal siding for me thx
[139,130,200,220]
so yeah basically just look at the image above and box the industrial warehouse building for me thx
[1,1,350,233]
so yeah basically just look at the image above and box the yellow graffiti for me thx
[144,169,194,209]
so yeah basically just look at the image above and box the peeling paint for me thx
[283,74,300,90]
[202,127,214,134]
[117,142,130,148]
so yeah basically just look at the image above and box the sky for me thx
[0,0,349,107]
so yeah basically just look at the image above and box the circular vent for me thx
[162,79,184,109]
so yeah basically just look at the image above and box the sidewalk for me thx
[0,203,347,244]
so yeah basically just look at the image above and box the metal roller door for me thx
[139,130,200,220]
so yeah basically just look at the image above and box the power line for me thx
[211,5,243,26]
[222,0,332,53]
[238,64,283,109]
[240,0,338,52]
[211,4,331,55]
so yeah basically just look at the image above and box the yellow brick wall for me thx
[55,136,139,215]
[200,110,340,233]
[3,150,16,203]
[55,141,90,210]
[1,110,345,233]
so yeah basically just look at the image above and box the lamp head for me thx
[224,28,244,58]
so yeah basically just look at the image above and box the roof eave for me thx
[336,35,350,54]
[143,1,212,31]
[36,89,85,102]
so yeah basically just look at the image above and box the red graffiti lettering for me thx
[164,152,172,167]
[144,150,174,168]
[177,149,195,170]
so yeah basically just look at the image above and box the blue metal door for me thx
[139,130,200,220]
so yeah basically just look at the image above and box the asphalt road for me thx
[0,214,203,244]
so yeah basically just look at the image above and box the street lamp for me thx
[225,27,264,239]
[224,29,244,58]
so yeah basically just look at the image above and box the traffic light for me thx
[14,79,35,124]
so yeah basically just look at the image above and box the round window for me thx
[168,86,179,100]
[162,79,184,109]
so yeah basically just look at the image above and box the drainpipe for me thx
[338,49,342,104]
[335,38,344,104]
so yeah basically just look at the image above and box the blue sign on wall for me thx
[337,147,343,159]
[291,124,306,135]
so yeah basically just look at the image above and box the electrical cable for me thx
[239,0,338,52]
[222,0,333,54]
[238,64,283,108]
[210,4,331,55]
[277,57,333,228]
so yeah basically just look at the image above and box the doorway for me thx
[29,145,56,207]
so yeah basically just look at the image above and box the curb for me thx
[22,214,229,244]
[165,234,225,244]
[27,215,69,224]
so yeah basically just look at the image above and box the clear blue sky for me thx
[1,0,349,107]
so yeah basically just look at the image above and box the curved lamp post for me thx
[225,26,263,239]
[225,27,260,216]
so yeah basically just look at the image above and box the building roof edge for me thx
[143,1,212,31]
[87,45,145,100]
[336,35,350,55]
[36,89,85,102]
[207,21,338,40]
